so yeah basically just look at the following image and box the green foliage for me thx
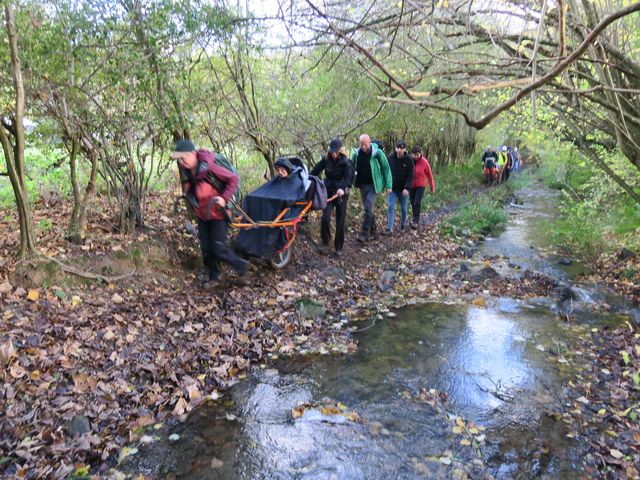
[0,146,73,208]
[428,161,480,209]
[445,196,509,237]
[428,150,526,238]
[37,218,53,232]
[528,133,640,258]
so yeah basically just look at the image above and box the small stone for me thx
[457,263,470,273]
[139,435,155,444]
[294,298,327,321]
[378,271,396,291]
[557,258,572,266]
[67,415,91,437]
[320,266,346,280]
[111,293,124,304]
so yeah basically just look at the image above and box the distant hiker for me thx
[351,134,392,242]
[481,145,498,185]
[384,140,414,234]
[512,147,521,173]
[504,147,514,182]
[311,138,354,257]
[172,139,249,286]
[409,145,435,229]
[495,146,507,182]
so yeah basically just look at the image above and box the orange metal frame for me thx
[228,194,338,253]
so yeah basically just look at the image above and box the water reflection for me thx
[446,307,533,417]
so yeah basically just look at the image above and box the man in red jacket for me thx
[409,146,435,229]
[172,139,249,285]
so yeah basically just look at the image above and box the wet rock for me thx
[67,415,91,437]
[185,221,198,237]
[557,258,572,266]
[553,285,578,302]
[461,247,475,259]
[457,262,470,274]
[470,266,499,282]
[461,229,471,238]
[414,264,447,276]
[616,248,635,261]
[521,270,558,289]
[294,298,327,321]
[378,271,396,291]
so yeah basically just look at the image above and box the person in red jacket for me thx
[172,139,249,285]
[409,145,435,229]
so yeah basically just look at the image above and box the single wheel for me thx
[269,247,293,269]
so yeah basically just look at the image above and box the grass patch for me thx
[437,158,531,238]
[426,161,482,210]
[444,196,509,237]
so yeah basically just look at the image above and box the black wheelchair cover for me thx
[237,158,309,258]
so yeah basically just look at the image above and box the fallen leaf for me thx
[0,338,16,367]
[118,446,138,462]
[472,297,486,307]
[27,289,40,301]
[172,397,188,416]
[187,384,201,402]
[610,449,624,459]
[0,281,12,294]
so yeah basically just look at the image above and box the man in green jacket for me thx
[351,134,392,242]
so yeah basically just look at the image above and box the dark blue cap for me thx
[328,138,342,153]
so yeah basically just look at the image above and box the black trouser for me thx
[409,187,425,224]
[197,218,246,279]
[358,184,377,237]
[504,167,511,181]
[321,194,349,251]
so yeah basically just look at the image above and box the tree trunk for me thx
[67,140,99,243]
[1,1,36,258]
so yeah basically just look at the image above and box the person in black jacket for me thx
[385,140,414,233]
[311,138,354,257]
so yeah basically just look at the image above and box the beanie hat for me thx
[171,139,196,159]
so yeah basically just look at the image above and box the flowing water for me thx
[123,183,636,479]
